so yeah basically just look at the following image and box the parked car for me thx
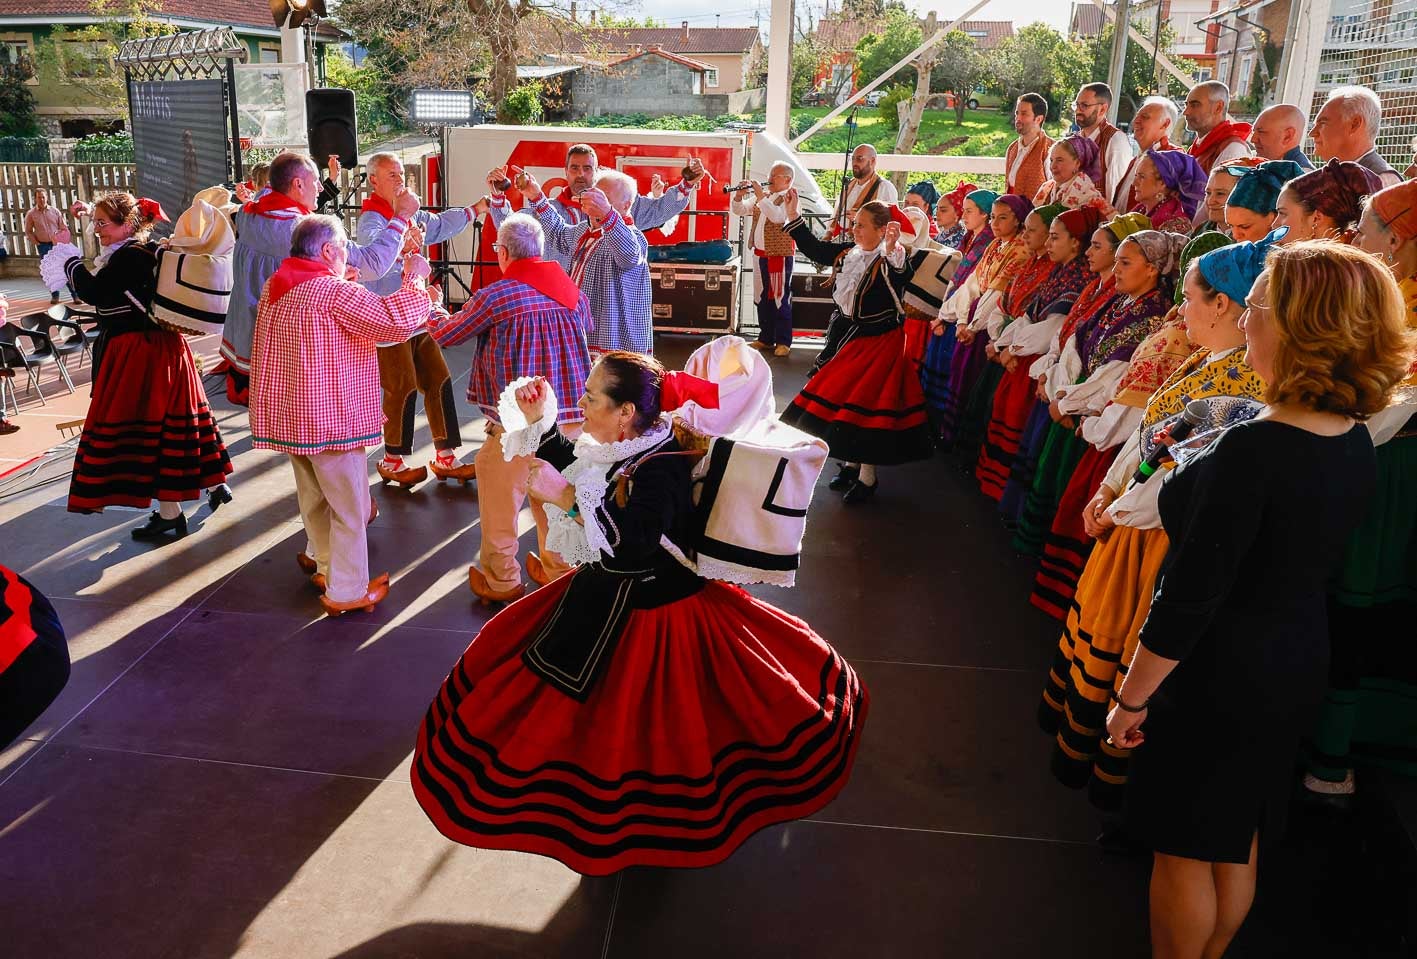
[863,89,886,107]
[800,90,829,107]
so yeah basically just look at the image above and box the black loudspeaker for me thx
[306,88,358,169]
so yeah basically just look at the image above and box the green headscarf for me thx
[1032,203,1067,227]
[1175,231,1233,304]
[965,189,1001,216]
[1106,212,1152,243]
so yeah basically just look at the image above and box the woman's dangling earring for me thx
[618,422,626,442]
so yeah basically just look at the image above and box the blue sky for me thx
[612,0,1073,35]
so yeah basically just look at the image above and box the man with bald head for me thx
[1111,95,1183,210]
[1310,86,1402,187]
[1250,104,1315,170]
[830,144,897,237]
[1184,80,1254,173]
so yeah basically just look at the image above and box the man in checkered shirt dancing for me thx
[251,215,437,616]
[429,213,594,603]
[519,167,699,356]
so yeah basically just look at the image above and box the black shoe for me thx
[50,293,61,305]
[0,420,17,436]
[827,464,860,492]
[207,483,233,513]
[842,479,878,505]
[132,511,188,541]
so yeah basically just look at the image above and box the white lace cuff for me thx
[545,505,601,565]
[497,376,560,461]
[41,242,81,293]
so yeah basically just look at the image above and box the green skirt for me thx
[1011,420,1087,557]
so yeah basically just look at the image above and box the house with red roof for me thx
[543,20,763,95]
[0,0,343,137]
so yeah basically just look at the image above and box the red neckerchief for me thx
[1188,119,1253,161]
[243,190,310,217]
[570,211,630,287]
[502,256,582,311]
[267,257,335,304]
[360,194,396,220]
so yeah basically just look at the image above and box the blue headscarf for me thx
[1195,228,1286,307]
[907,180,940,212]
[965,189,1000,216]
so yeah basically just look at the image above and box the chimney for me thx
[681,20,689,43]
[589,9,596,23]
[570,0,577,22]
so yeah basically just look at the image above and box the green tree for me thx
[930,30,987,125]
[854,7,922,89]
[1080,21,1198,114]
[324,49,398,135]
[0,62,40,137]
[988,22,1089,118]
[502,79,544,125]
[594,15,665,28]
[33,0,176,118]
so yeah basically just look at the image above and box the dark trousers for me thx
[377,332,461,455]
[754,256,794,347]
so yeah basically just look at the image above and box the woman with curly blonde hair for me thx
[1304,181,1417,797]
[1106,241,1414,959]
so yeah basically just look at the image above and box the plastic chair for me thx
[34,305,94,369]
[0,321,74,396]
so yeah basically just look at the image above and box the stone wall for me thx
[572,55,730,118]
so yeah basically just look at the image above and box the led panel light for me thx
[409,89,475,126]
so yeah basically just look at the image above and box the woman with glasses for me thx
[43,193,232,540]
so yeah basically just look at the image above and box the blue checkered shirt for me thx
[428,272,593,425]
[531,199,652,354]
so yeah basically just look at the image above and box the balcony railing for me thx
[1325,18,1417,46]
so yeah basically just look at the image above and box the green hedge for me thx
[0,136,50,163]
[73,133,134,163]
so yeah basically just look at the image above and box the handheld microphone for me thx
[722,182,758,194]
[1132,399,1209,486]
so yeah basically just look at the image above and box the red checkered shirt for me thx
[251,272,431,454]
[429,278,593,425]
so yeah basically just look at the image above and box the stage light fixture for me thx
[409,89,476,126]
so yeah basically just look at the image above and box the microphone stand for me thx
[836,104,860,234]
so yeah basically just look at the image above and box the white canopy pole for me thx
[765,0,795,140]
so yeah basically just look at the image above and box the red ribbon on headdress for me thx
[137,197,169,223]
[661,371,719,412]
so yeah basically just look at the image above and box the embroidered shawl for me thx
[1080,286,1171,377]
[1029,255,1091,323]
[1112,310,1199,409]
[1055,274,1119,356]
[1137,346,1266,460]
[1002,253,1055,319]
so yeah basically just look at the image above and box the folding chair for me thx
[0,321,74,396]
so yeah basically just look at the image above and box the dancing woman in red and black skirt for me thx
[777,191,933,504]
[44,194,232,540]
[411,353,867,875]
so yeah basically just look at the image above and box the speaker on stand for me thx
[305,88,358,169]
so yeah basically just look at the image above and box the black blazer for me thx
[784,217,915,322]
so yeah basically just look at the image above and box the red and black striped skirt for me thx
[68,330,232,513]
[411,575,869,876]
[1030,444,1120,619]
[975,360,1039,501]
[783,323,932,466]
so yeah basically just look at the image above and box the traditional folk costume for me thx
[976,245,1092,500]
[1006,133,1054,202]
[1083,118,1134,204]
[0,566,69,749]
[921,216,994,438]
[933,195,1036,453]
[250,257,432,606]
[780,217,933,469]
[828,172,898,238]
[43,234,232,515]
[221,189,409,405]
[1038,237,1267,808]
[411,378,866,875]
[731,189,796,350]
[1111,137,1180,213]
[1187,117,1254,174]
[1000,270,1119,525]
[358,197,476,481]
[489,181,693,272]
[533,200,652,356]
[1306,186,1417,787]
[1033,136,1105,210]
[428,257,594,595]
[955,205,1067,471]
[902,243,964,369]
